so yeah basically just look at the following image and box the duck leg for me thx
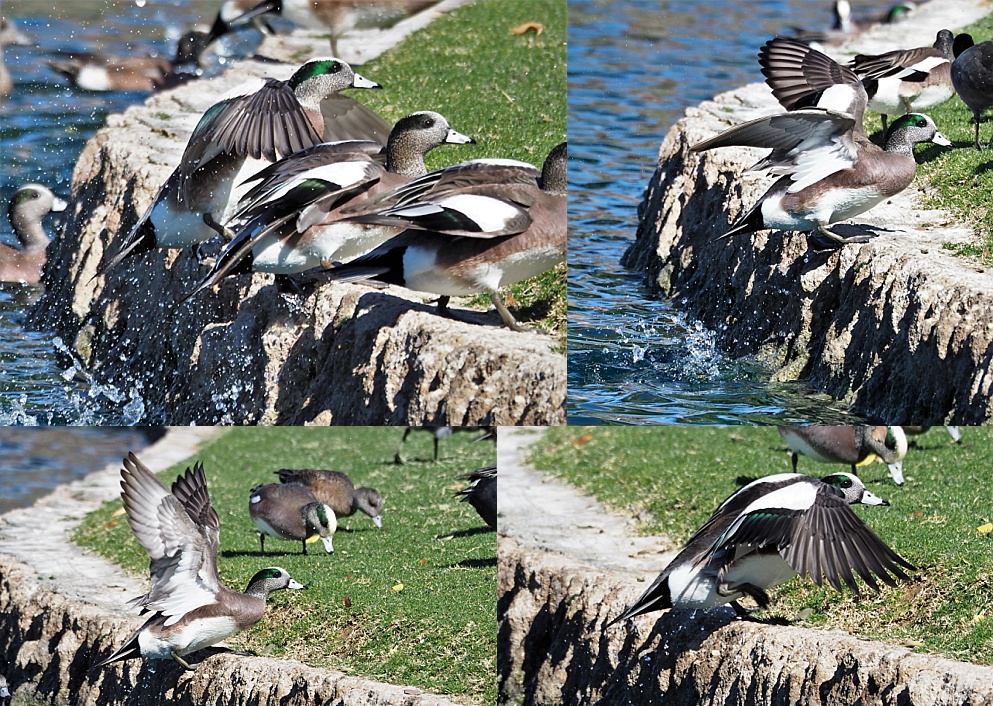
[170,650,195,671]
[301,539,308,555]
[259,533,266,554]
[394,427,413,465]
[790,452,799,472]
[723,582,771,608]
[814,224,872,245]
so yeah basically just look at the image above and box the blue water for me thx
[567,0,877,424]
[0,427,160,513]
[0,0,261,424]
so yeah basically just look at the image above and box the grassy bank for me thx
[318,0,568,334]
[529,426,993,665]
[74,428,497,705]
[885,12,993,260]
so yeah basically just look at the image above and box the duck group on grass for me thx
[91,448,492,675]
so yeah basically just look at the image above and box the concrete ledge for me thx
[496,429,993,705]
[0,429,460,706]
[621,0,993,423]
[26,4,565,425]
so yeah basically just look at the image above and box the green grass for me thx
[349,0,567,334]
[865,12,993,261]
[73,428,496,705]
[529,426,993,664]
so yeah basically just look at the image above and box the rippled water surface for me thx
[0,0,258,424]
[568,0,876,424]
[0,426,159,513]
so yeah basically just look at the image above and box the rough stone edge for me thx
[26,1,566,426]
[621,0,993,424]
[0,429,462,706]
[496,429,993,705]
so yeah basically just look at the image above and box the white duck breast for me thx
[402,242,563,295]
[139,615,240,658]
[763,185,887,231]
[403,245,472,295]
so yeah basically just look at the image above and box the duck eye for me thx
[842,479,852,488]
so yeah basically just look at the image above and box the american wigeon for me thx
[205,0,278,45]
[210,0,444,56]
[606,472,913,624]
[455,464,496,528]
[394,425,493,464]
[276,469,383,528]
[45,29,209,92]
[93,453,305,671]
[850,29,955,133]
[326,142,567,331]
[182,110,473,299]
[98,57,384,275]
[950,34,993,149]
[248,483,336,554]
[691,38,950,246]
[901,425,962,443]
[778,425,908,485]
[1,18,32,96]
[1,184,68,284]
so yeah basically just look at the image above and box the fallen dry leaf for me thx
[977,522,993,535]
[511,21,544,35]
[343,595,352,608]
[392,583,404,593]
[572,433,594,446]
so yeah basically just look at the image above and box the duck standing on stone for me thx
[606,472,914,625]
[778,425,908,485]
[849,29,956,134]
[691,37,950,246]
[98,57,385,275]
[1,184,68,284]
[328,142,568,330]
[182,110,474,299]
[276,468,383,529]
[94,453,306,671]
[249,483,337,554]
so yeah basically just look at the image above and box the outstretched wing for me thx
[120,453,222,625]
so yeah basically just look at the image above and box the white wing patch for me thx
[787,140,857,193]
[433,194,523,232]
[741,482,817,514]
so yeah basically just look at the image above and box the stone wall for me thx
[27,19,565,425]
[0,560,459,706]
[498,536,993,706]
[622,0,993,423]
[0,429,463,706]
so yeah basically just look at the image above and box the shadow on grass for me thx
[450,557,496,569]
[437,526,494,540]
